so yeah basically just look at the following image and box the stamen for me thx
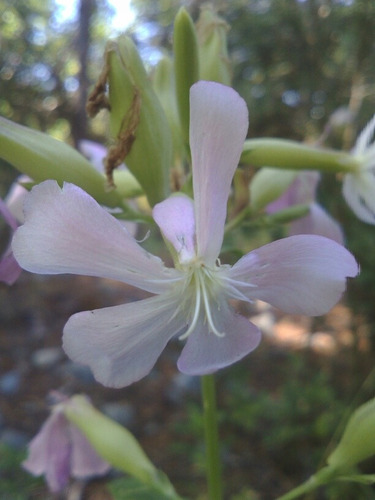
[179,274,201,340]
[197,270,225,338]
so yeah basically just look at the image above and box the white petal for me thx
[190,81,249,265]
[12,181,179,293]
[343,172,375,224]
[177,300,261,375]
[353,114,375,156]
[153,195,196,263]
[228,235,358,316]
[63,293,185,388]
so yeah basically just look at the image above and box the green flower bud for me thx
[327,397,375,468]
[152,55,184,171]
[0,117,122,208]
[64,395,158,485]
[196,5,232,85]
[241,138,358,174]
[173,7,199,145]
[88,35,172,207]
[250,167,297,211]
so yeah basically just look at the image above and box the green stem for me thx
[241,138,359,174]
[201,374,222,500]
[276,466,337,500]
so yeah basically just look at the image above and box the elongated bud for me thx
[88,36,172,206]
[250,167,297,211]
[173,7,199,145]
[196,5,232,85]
[64,395,179,498]
[0,118,122,208]
[241,138,358,174]
[152,55,184,170]
[327,397,375,468]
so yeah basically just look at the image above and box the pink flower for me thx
[266,171,344,244]
[22,393,110,493]
[12,81,358,388]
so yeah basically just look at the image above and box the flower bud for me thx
[173,7,199,145]
[327,397,375,468]
[196,5,232,85]
[0,117,122,208]
[88,36,172,206]
[250,167,297,211]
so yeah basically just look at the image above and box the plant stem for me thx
[201,374,222,500]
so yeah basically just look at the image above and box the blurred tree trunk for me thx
[71,0,96,146]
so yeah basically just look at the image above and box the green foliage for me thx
[108,476,184,500]
[0,443,45,499]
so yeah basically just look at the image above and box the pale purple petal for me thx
[343,172,375,224]
[4,175,30,223]
[228,235,358,316]
[12,181,179,293]
[153,195,196,263]
[290,203,344,244]
[23,411,71,493]
[266,171,319,213]
[0,197,22,284]
[177,300,261,375]
[79,140,107,172]
[0,251,22,285]
[70,424,110,478]
[63,293,185,388]
[190,81,249,265]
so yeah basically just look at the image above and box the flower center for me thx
[178,262,225,340]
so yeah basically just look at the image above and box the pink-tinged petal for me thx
[190,81,249,265]
[177,301,261,375]
[267,171,320,214]
[79,140,107,172]
[153,195,196,263]
[0,251,22,285]
[63,293,185,388]
[12,181,179,293]
[70,424,110,478]
[290,203,344,244]
[228,235,358,316]
[23,411,71,493]
[343,172,375,224]
[0,196,18,230]
[4,175,30,224]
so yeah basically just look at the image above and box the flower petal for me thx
[290,203,344,244]
[352,114,375,156]
[23,411,71,493]
[177,301,261,375]
[12,180,179,293]
[63,293,185,388]
[343,172,375,224]
[228,235,358,316]
[190,81,249,265]
[0,251,22,285]
[70,424,111,478]
[153,195,196,263]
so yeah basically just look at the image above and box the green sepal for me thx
[0,117,123,208]
[92,36,172,207]
[173,7,199,145]
[196,5,232,85]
